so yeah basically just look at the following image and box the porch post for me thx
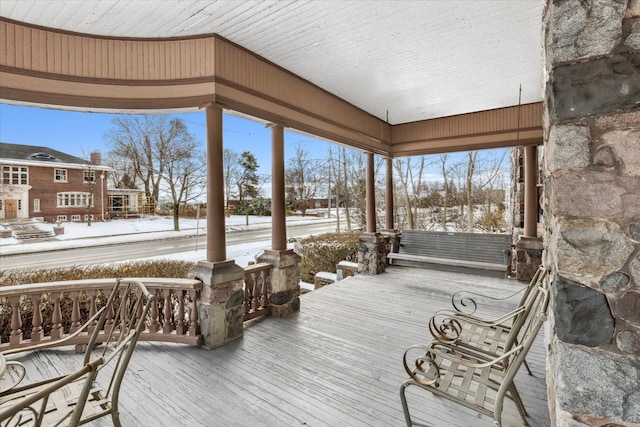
[523,145,537,238]
[270,124,287,251]
[382,156,400,257]
[206,105,227,263]
[385,157,394,231]
[257,123,301,317]
[514,145,543,281]
[187,104,244,349]
[366,152,376,233]
[358,152,387,275]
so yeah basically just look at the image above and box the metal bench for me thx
[400,268,550,426]
[387,230,511,277]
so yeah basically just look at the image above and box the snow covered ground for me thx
[0,214,327,269]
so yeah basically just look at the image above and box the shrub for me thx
[294,232,360,282]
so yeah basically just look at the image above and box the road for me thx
[1,220,340,271]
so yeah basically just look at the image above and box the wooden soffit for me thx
[0,18,541,157]
[390,103,543,157]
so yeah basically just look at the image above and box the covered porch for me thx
[5,267,549,426]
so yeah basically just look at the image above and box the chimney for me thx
[90,151,102,166]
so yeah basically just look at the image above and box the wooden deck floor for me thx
[7,267,550,427]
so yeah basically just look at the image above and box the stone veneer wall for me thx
[543,1,640,425]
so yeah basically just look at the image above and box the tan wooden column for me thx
[523,145,538,238]
[206,105,227,262]
[366,152,376,233]
[271,124,287,250]
[385,157,394,230]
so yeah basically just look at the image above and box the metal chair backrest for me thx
[495,275,550,418]
[499,267,548,364]
[72,278,154,424]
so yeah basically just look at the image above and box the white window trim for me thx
[33,198,41,212]
[57,192,94,208]
[83,170,96,184]
[54,168,68,182]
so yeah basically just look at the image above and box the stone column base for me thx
[514,236,543,282]
[53,226,64,235]
[357,232,389,275]
[188,259,245,349]
[258,249,301,317]
[380,229,400,264]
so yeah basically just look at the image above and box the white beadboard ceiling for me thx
[0,0,544,125]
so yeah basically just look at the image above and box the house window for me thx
[17,200,22,210]
[83,170,96,183]
[57,215,67,222]
[0,200,3,211]
[71,214,82,221]
[57,192,93,208]
[1,166,28,185]
[34,199,40,212]
[54,169,68,182]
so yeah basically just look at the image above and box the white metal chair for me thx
[400,272,550,426]
[0,279,154,426]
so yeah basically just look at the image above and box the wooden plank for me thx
[4,267,549,427]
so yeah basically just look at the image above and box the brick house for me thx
[0,142,113,223]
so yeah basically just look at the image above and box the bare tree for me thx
[439,154,448,230]
[340,147,352,231]
[285,145,323,216]
[105,115,192,210]
[328,146,341,233]
[342,150,385,230]
[223,148,241,208]
[465,151,478,232]
[159,137,205,231]
[394,156,430,230]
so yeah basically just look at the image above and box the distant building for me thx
[0,142,113,222]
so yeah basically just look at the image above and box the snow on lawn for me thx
[0,214,327,269]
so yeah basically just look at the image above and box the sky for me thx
[0,103,511,192]
[0,103,335,179]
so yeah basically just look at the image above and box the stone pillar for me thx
[357,232,388,275]
[514,146,543,281]
[205,105,226,263]
[188,260,245,349]
[366,152,376,233]
[514,236,543,281]
[544,1,640,425]
[270,124,287,251]
[379,229,400,265]
[187,105,246,349]
[258,250,301,317]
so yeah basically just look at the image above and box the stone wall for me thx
[544,1,640,425]
[357,232,389,275]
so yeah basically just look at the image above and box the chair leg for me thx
[507,383,529,425]
[112,410,122,427]
[400,382,413,427]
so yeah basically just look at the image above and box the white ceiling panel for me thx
[0,0,544,124]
